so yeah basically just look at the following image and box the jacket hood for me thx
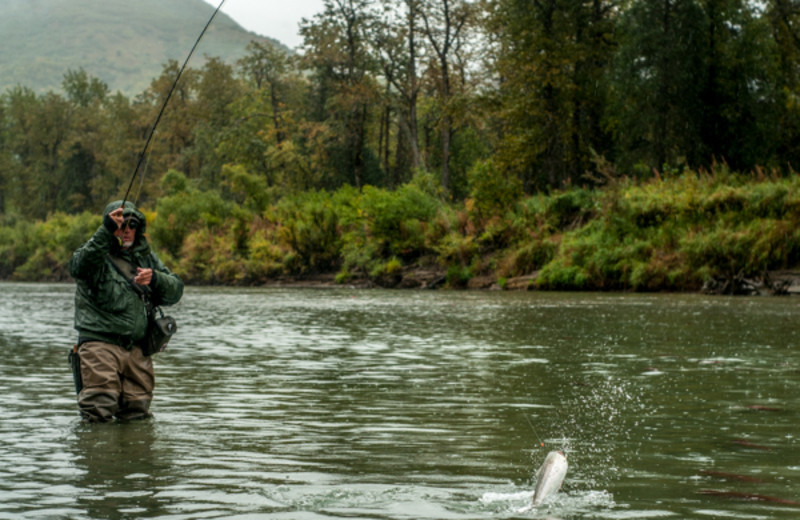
[103,200,148,249]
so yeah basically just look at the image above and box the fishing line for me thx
[524,413,546,448]
[120,0,227,213]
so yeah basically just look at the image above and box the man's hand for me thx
[109,207,125,229]
[103,208,124,233]
[104,207,125,233]
[134,268,153,286]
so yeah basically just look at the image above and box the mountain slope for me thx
[1,0,279,95]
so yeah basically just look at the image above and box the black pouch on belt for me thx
[68,344,82,394]
[142,307,177,356]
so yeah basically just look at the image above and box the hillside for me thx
[0,0,281,96]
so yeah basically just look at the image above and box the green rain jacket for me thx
[69,201,184,348]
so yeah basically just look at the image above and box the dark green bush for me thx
[150,178,234,257]
[276,191,341,274]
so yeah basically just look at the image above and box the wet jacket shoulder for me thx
[69,201,183,346]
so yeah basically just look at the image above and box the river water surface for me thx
[1,283,799,519]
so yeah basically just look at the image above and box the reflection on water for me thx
[0,283,799,519]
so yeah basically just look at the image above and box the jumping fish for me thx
[532,450,568,506]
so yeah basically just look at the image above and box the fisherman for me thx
[69,200,183,422]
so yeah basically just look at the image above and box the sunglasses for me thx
[123,218,140,230]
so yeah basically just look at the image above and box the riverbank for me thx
[254,267,800,296]
[3,168,800,293]
[4,265,800,296]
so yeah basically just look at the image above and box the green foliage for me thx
[357,184,439,256]
[332,182,441,282]
[2,0,800,228]
[220,164,272,214]
[161,169,189,196]
[338,230,380,282]
[489,0,616,190]
[368,257,404,287]
[246,236,287,283]
[543,189,596,229]
[499,236,558,278]
[0,211,99,280]
[149,177,234,257]
[276,191,341,274]
[4,162,800,291]
[0,220,35,278]
[609,0,784,173]
[466,159,521,224]
[536,169,800,291]
[681,219,800,280]
[446,264,473,288]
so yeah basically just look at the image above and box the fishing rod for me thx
[120,0,227,215]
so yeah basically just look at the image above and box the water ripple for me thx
[1,284,799,518]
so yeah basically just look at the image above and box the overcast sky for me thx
[203,0,326,49]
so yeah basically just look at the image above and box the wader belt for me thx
[78,333,134,349]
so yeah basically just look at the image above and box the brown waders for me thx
[77,341,154,422]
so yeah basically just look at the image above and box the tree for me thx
[490,0,617,192]
[62,68,109,108]
[136,60,201,184]
[300,0,381,189]
[419,0,472,194]
[238,41,292,144]
[610,0,708,171]
[765,0,800,167]
[611,0,781,173]
[769,0,800,90]
[190,57,244,188]
[0,99,8,214]
[371,0,426,185]
[699,0,780,171]
[92,91,141,206]
[4,87,73,219]
[59,69,111,212]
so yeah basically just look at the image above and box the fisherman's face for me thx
[114,219,138,249]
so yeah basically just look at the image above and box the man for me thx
[69,200,183,422]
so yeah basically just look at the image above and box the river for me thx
[0,283,798,519]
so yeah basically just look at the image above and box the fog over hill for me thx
[0,0,279,96]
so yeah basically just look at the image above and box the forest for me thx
[2,0,800,292]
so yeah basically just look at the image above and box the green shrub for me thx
[339,230,380,279]
[245,231,287,283]
[10,211,99,281]
[5,164,800,292]
[467,159,521,224]
[500,236,558,277]
[276,191,341,273]
[435,232,478,267]
[356,184,439,258]
[446,264,472,288]
[536,261,591,290]
[680,219,799,280]
[150,182,234,257]
[0,220,35,278]
[369,256,403,287]
[544,188,596,229]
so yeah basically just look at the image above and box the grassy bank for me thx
[3,166,800,293]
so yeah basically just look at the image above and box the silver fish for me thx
[532,450,568,506]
